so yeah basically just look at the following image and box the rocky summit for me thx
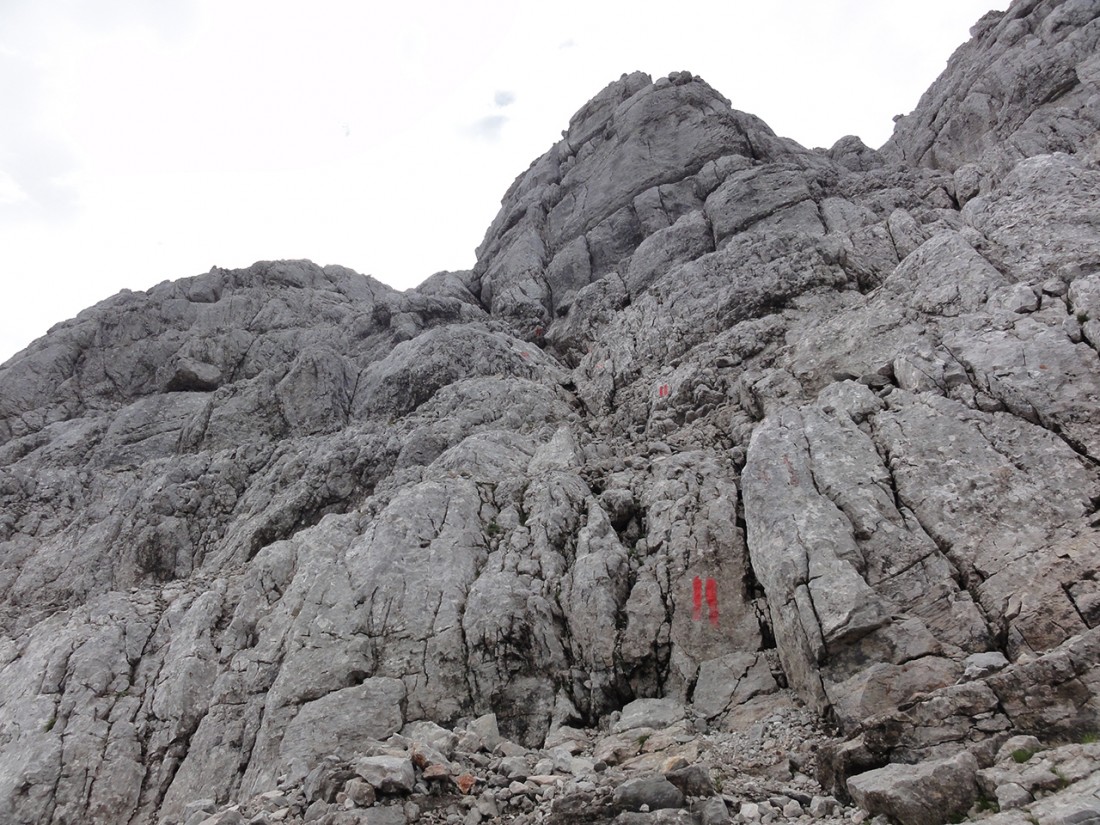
[2,2,1100,824]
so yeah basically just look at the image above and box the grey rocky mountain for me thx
[2,1,1100,823]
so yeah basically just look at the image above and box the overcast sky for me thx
[0,0,1004,363]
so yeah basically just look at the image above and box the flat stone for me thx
[664,764,715,798]
[362,806,408,825]
[995,782,1032,810]
[344,778,376,808]
[612,775,686,812]
[467,714,502,752]
[355,756,415,794]
[613,699,687,733]
[962,651,1009,681]
[701,796,732,825]
[808,795,838,817]
[198,812,245,825]
[847,752,979,825]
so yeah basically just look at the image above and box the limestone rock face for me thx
[473,69,798,331]
[882,0,1100,181]
[2,2,1100,823]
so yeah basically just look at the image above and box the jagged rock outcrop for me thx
[883,0,1100,182]
[2,2,1100,824]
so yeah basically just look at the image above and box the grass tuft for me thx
[1012,748,1035,764]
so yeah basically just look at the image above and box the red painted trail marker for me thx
[658,384,669,398]
[692,576,719,626]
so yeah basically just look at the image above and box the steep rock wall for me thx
[1,1,1099,823]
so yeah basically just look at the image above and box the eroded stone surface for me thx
[2,2,1100,823]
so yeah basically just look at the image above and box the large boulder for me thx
[847,752,980,825]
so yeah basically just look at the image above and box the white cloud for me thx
[0,46,80,221]
[0,170,28,207]
[465,114,509,141]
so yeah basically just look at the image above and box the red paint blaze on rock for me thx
[706,577,719,627]
[692,577,719,625]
